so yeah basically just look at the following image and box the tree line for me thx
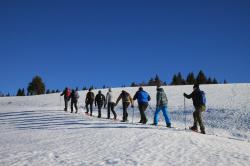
[0,70,226,97]
[130,70,226,87]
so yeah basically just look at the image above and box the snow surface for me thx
[0,84,250,166]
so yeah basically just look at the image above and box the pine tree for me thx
[51,90,55,93]
[207,77,213,84]
[212,78,218,84]
[171,74,178,85]
[224,79,227,84]
[155,74,162,87]
[131,82,138,87]
[177,72,185,85]
[56,89,60,93]
[46,89,51,94]
[82,86,87,91]
[196,70,207,84]
[27,75,46,95]
[21,88,25,96]
[186,72,196,85]
[148,78,155,86]
[16,88,22,96]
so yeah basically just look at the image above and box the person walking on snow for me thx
[184,83,206,134]
[105,88,117,119]
[133,87,151,124]
[60,87,71,111]
[116,90,134,122]
[95,90,106,118]
[70,89,79,113]
[85,88,95,116]
[152,86,171,128]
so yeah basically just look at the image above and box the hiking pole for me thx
[132,107,135,124]
[184,96,187,130]
[60,96,62,109]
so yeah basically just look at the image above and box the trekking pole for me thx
[132,107,135,124]
[60,96,62,108]
[184,96,187,130]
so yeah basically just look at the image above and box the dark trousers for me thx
[64,98,69,111]
[138,103,148,124]
[71,100,78,113]
[122,102,130,121]
[97,103,103,118]
[86,102,93,115]
[193,106,205,132]
[107,102,117,119]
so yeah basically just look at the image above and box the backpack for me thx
[87,92,95,101]
[137,91,150,103]
[66,89,71,97]
[198,90,206,106]
[74,91,79,99]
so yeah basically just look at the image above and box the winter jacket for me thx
[70,91,79,102]
[61,88,71,100]
[156,88,168,107]
[133,90,151,104]
[184,88,204,107]
[95,93,106,105]
[86,91,95,103]
[106,91,115,104]
[116,91,133,105]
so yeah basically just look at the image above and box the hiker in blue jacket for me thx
[133,87,151,124]
[152,86,171,128]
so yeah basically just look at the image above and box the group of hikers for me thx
[60,83,206,134]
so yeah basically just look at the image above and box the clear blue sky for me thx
[0,0,250,94]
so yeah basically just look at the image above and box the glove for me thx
[104,104,106,108]
[183,93,186,97]
[131,105,134,108]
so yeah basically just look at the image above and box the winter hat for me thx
[139,87,143,91]
[193,83,199,89]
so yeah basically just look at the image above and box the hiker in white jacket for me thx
[105,88,117,119]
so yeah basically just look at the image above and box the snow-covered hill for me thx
[0,84,250,166]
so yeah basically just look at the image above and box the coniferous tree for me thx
[51,90,55,93]
[171,74,178,85]
[212,78,218,84]
[131,82,138,87]
[224,79,227,84]
[16,88,22,96]
[155,74,162,87]
[56,89,60,93]
[148,78,155,86]
[207,77,213,84]
[21,88,25,96]
[177,72,185,85]
[27,75,46,95]
[82,86,87,91]
[46,89,51,94]
[196,70,207,84]
[186,72,196,85]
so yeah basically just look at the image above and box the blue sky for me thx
[0,0,250,94]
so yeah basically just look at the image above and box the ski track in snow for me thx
[0,84,250,166]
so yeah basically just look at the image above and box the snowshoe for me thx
[189,126,198,132]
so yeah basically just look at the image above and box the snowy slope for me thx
[0,84,250,166]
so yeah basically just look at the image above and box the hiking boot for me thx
[190,126,198,131]
[201,130,206,134]
[151,123,157,126]
[142,119,148,124]
[166,123,171,128]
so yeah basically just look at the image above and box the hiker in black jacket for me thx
[184,83,206,134]
[70,89,79,113]
[85,88,95,116]
[95,90,106,118]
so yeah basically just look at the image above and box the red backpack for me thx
[66,89,71,97]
